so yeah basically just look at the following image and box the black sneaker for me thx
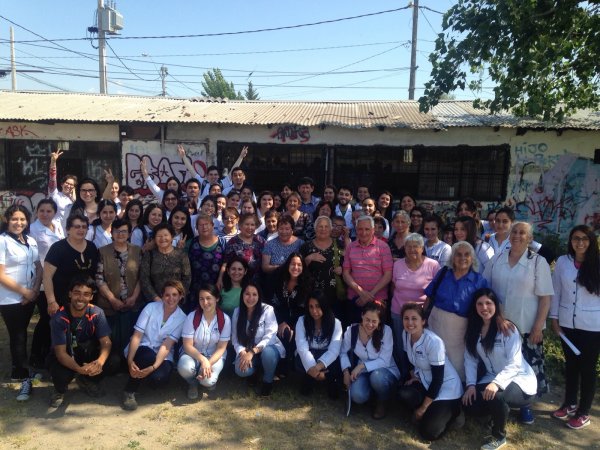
[49,390,64,408]
[76,376,105,398]
[259,382,273,397]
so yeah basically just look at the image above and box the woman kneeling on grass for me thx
[232,283,285,396]
[341,301,400,419]
[294,290,343,398]
[397,302,464,441]
[463,288,537,450]
[122,280,187,411]
[178,284,231,400]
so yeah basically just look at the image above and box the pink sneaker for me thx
[552,405,577,421]
[567,415,590,430]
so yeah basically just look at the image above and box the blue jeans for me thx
[177,353,225,388]
[350,367,398,404]
[234,345,280,383]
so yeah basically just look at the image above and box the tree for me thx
[201,68,244,100]
[419,1,600,121]
[244,81,260,100]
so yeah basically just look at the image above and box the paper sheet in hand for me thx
[559,332,581,356]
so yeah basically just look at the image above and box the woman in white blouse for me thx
[483,221,553,410]
[86,200,117,249]
[122,280,187,411]
[232,283,285,397]
[0,205,42,385]
[28,199,64,369]
[397,302,463,440]
[341,301,400,419]
[463,288,537,450]
[178,284,230,400]
[294,290,342,398]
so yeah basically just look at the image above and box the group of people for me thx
[0,145,598,449]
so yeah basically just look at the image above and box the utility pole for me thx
[408,0,419,100]
[98,0,108,94]
[10,26,16,91]
[160,66,168,96]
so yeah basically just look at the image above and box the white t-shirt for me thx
[29,219,64,265]
[425,240,451,268]
[0,233,39,305]
[181,310,231,359]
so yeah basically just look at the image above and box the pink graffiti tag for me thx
[0,125,40,138]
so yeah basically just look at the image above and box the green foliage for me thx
[201,68,244,100]
[244,81,260,100]
[419,1,600,121]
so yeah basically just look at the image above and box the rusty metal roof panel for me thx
[0,91,598,130]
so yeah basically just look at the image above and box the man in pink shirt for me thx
[343,215,393,323]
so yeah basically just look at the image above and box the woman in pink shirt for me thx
[390,233,440,380]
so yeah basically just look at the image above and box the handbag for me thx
[332,240,347,301]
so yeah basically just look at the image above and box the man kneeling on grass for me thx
[48,276,117,407]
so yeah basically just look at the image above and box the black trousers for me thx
[48,340,119,393]
[0,301,35,373]
[464,382,532,440]
[30,292,51,368]
[561,327,600,415]
[124,346,173,393]
[397,382,463,441]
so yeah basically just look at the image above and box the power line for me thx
[105,40,147,81]
[0,7,411,43]
[20,72,69,91]
[419,5,445,15]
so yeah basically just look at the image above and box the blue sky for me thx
[0,0,472,100]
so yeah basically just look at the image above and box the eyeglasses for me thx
[113,229,129,235]
[80,189,96,194]
[63,182,75,187]
[223,216,237,221]
[571,236,590,243]
[332,224,344,229]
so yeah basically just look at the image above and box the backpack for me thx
[192,306,225,333]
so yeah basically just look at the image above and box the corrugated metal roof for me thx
[0,90,599,130]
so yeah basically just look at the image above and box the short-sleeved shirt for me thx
[343,236,393,300]
[220,287,241,317]
[50,305,111,350]
[45,239,99,307]
[224,234,265,278]
[125,301,186,362]
[263,237,304,266]
[483,250,554,332]
[0,233,39,305]
[181,310,231,358]
[424,268,488,318]
[391,257,440,314]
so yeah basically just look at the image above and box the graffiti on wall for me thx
[0,124,40,139]
[270,125,310,143]
[123,140,209,195]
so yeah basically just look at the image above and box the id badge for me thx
[71,334,78,349]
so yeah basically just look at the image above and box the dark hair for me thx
[337,185,353,196]
[111,217,132,233]
[424,213,444,230]
[66,213,89,230]
[124,199,144,225]
[165,176,182,193]
[153,222,175,238]
[206,165,219,174]
[72,178,101,210]
[168,206,193,239]
[223,255,250,291]
[60,174,78,186]
[161,189,180,211]
[400,302,425,320]
[236,283,263,349]
[200,195,216,208]
[222,206,240,220]
[495,206,515,222]
[377,190,394,221]
[185,178,201,188]
[36,198,58,213]
[324,184,338,194]
[91,199,117,227]
[361,301,385,352]
[226,189,241,199]
[141,203,164,227]
[231,167,244,175]
[373,216,386,229]
[400,193,417,208]
[257,190,275,208]
[118,185,135,196]
[279,252,312,308]
[239,212,258,226]
[568,225,600,295]
[454,216,479,246]
[209,183,222,193]
[465,288,506,358]
[409,205,427,233]
[263,209,280,222]
[1,205,31,234]
[297,176,315,187]
[198,283,221,304]
[281,183,293,194]
[456,197,478,215]
[277,215,295,230]
[162,279,185,297]
[68,275,96,293]
[303,290,336,344]
[313,200,334,221]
